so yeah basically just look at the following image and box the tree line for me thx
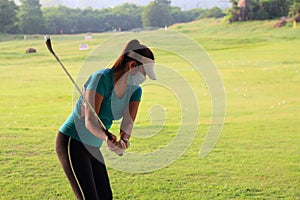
[226,0,300,22]
[1,0,300,34]
[0,0,224,34]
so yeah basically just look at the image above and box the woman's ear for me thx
[128,61,137,70]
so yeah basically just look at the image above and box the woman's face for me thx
[129,61,146,77]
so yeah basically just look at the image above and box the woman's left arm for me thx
[120,101,140,148]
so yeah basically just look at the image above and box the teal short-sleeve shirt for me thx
[59,68,142,147]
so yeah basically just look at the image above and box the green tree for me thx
[18,0,45,34]
[142,0,171,28]
[258,0,291,19]
[43,6,79,34]
[224,0,239,22]
[226,0,293,22]
[206,6,225,18]
[289,0,300,17]
[170,7,203,24]
[0,0,18,33]
[198,6,225,19]
[111,3,143,31]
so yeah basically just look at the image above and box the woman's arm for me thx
[120,101,140,147]
[84,89,108,141]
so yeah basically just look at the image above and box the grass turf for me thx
[0,19,299,199]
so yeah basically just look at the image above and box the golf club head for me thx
[44,35,54,54]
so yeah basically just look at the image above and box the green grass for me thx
[1,19,300,199]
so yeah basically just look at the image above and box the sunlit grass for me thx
[1,19,300,199]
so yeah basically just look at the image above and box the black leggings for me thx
[56,132,112,200]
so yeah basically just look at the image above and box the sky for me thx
[14,0,231,10]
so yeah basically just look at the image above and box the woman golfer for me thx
[55,39,156,200]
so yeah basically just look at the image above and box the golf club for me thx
[44,35,123,155]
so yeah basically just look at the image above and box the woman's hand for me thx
[105,130,117,141]
[105,131,124,156]
[119,130,130,149]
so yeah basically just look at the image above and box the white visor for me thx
[127,50,156,80]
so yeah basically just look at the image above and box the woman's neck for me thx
[113,69,128,99]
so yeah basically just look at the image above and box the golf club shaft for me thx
[44,36,112,140]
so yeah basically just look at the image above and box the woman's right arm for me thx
[84,89,108,141]
[83,89,123,154]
